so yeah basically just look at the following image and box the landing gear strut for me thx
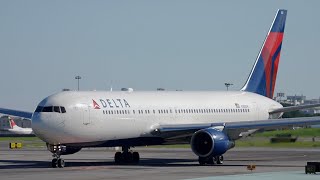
[198,155,224,165]
[48,144,65,168]
[114,146,140,164]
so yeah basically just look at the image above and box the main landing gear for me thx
[198,155,224,165]
[114,146,140,164]
[48,144,65,168]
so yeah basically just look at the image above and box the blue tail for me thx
[241,9,287,99]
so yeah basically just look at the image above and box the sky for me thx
[0,0,320,111]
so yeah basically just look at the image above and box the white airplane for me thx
[0,116,33,135]
[1,9,320,168]
[7,117,33,135]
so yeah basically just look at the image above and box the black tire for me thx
[115,152,122,164]
[57,159,65,168]
[198,157,206,165]
[132,152,140,164]
[124,152,133,163]
[51,158,58,168]
[206,157,214,165]
[216,156,223,164]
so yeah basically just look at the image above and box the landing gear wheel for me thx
[124,152,133,163]
[114,146,140,164]
[198,156,216,165]
[206,157,215,165]
[132,152,140,164]
[57,158,65,168]
[48,144,66,168]
[114,152,122,164]
[215,156,224,164]
[198,157,206,165]
[51,158,58,168]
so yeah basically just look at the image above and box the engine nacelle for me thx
[191,128,234,157]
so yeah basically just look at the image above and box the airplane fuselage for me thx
[31,91,282,146]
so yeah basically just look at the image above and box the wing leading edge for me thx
[151,117,320,141]
[0,108,33,119]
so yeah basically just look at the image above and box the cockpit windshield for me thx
[35,106,67,113]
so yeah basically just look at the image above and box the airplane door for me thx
[252,102,260,119]
[74,104,91,125]
[82,104,91,125]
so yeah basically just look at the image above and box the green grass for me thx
[146,140,320,149]
[255,128,320,137]
[0,137,41,141]
[0,128,319,148]
[236,139,320,148]
[147,144,190,148]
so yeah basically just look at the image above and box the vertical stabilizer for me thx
[241,9,287,99]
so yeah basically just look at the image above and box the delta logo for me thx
[92,99,101,109]
[92,98,131,109]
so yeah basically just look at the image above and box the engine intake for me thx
[191,128,234,157]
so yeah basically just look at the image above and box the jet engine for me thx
[191,128,235,157]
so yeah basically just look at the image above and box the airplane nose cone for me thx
[32,112,65,144]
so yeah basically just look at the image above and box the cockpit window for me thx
[36,106,67,113]
[42,106,53,112]
[60,107,66,113]
[53,106,60,113]
[35,106,43,112]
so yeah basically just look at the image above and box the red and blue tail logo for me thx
[241,9,287,99]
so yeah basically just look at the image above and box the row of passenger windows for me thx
[35,106,67,113]
[103,108,250,115]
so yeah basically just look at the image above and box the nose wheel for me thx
[114,146,140,164]
[51,158,65,168]
[48,144,66,168]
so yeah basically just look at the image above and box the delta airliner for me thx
[1,9,320,168]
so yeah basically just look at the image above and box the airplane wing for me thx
[150,117,320,141]
[0,108,33,119]
[269,103,320,114]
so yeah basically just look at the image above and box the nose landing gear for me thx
[48,144,65,168]
[114,146,140,164]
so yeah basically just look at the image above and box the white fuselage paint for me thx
[8,128,33,135]
[31,91,282,145]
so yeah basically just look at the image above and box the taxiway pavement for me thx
[1,146,320,180]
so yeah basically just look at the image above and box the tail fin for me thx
[9,117,18,129]
[241,9,287,99]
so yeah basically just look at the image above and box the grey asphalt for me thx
[1,145,320,180]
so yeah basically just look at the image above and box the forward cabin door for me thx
[82,104,91,125]
[74,103,91,125]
